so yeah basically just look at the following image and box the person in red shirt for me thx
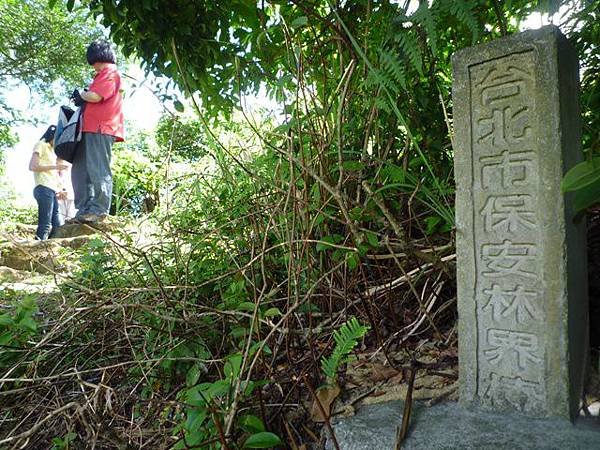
[70,39,124,223]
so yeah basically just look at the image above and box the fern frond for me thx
[321,317,369,383]
[378,48,407,92]
[395,31,423,76]
[412,1,439,57]
[440,0,480,44]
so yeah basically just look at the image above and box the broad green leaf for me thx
[230,327,248,339]
[224,353,243,379]
[236,301,257,312]
[243,431,283,448]
[174,100,185,113]
[0,332,13,346]
[0,315,13,326]
[561,158,600,192]
[291,16,308,28]
[424,216,442,235]
[183,429,205,446]
[66,0,75,11]
[316,236,335,252]
[346,252,359,270]
[573,177,600,212]
[185,408,208,431]
[186,364,202,387]
[341,161,364,171]
[263,307,282,318]
[18,316,37,332]
[365,231,379,248]
[239,414,265,433]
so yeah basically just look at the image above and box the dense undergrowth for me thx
[1,0,600,449]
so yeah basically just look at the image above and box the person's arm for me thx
[29,152,69,172]
[80,90,103,103]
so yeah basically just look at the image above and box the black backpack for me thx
[54,105,83,163]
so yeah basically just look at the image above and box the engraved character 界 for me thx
[484,329,542,371]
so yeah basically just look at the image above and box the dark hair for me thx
[86,39,116,65]
[41,125,56,143]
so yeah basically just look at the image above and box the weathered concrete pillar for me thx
[452,26,588,419]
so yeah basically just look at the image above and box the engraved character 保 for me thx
[480,195,536,233]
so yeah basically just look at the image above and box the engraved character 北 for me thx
[484,329,542,371]
[481,240,537,279]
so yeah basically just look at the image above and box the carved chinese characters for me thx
[470,52,545,414]
[453,27,587,419]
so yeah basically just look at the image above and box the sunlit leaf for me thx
[243,432,282,448]
[561,158,600,192]
[291,16,308,28]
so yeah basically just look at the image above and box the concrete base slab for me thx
[328,401,600,450]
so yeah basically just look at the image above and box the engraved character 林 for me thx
[482,284,542,323]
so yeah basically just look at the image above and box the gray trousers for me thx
[71,132,115,216]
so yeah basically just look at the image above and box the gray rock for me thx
[0,236,92,273]
[328,401,600,450]
[0,266,30,282]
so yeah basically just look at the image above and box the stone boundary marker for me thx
[452,26,588,419]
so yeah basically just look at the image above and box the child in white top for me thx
[28,125,69,239]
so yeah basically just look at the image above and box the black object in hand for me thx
[70,89,85,107]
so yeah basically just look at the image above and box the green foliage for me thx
[0,177,37,229]
[561,157,600,211]
[0,0,101,153]
[560,0,600,212]
[83,0,267,117]
[8,1,600,447]
[155,114,209,161]
[242,432,283,449]
[0,295,39,368]
[321,318,369,384]
[0,0,101,93]
[111,129,160,215]
[51,432,77,450]
[76,238,115,287]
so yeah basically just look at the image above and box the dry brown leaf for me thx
[310,383,341,422]
[388,370,404,384]
[369,363,401,382]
